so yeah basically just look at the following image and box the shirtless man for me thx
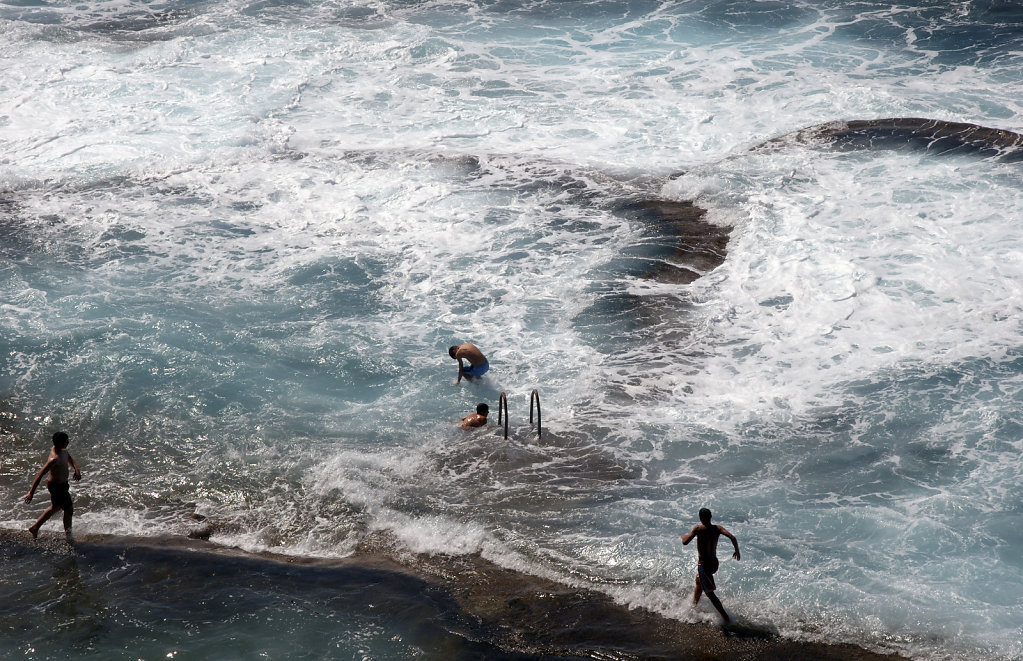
[681,508,740,623]
[449,342,489,384]
[460,403,489,429]
[24,431,82,543]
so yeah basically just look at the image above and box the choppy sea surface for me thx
[2,0,1022,658]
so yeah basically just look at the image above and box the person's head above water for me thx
[476,403,489,416]
[699,508,712,526]
[448,346,459,359]
[52,431,69,449]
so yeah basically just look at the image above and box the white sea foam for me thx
[666,150,1023,423]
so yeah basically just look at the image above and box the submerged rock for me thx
[758,117,1023,161]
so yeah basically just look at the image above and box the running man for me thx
[681,507,740,623]
[449,342,489,384]
[24,431,82,543]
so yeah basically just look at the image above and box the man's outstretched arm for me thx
[719,526,740,560]
[681,525,699,545]
[24,458,55,503]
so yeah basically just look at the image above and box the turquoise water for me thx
[2,1,1023,658]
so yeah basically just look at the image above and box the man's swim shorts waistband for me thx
[463,360,490,377]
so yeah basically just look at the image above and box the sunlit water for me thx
[2,0,1022,659]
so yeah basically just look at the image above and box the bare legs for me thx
[28,506,54,538]
[692,575,730,623]
[28,502,73,542]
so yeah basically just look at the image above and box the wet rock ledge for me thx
[5,530,907,661]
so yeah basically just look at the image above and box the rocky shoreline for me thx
[2,529,907,660]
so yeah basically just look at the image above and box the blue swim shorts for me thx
[462,360,490,378]
[697,561,717,593]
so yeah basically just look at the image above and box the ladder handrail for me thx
[529,388,542,440]
[498,391,509,440]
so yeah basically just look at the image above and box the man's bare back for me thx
[46,447,72,484]
[452,343,486,365]
[687,524,735,563]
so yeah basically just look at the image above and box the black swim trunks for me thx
[47,482,73,511]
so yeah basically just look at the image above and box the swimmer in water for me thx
[460,403,489,429]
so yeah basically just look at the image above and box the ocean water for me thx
[2,0,1022,659]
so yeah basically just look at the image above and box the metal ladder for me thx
[497,389,542,440]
